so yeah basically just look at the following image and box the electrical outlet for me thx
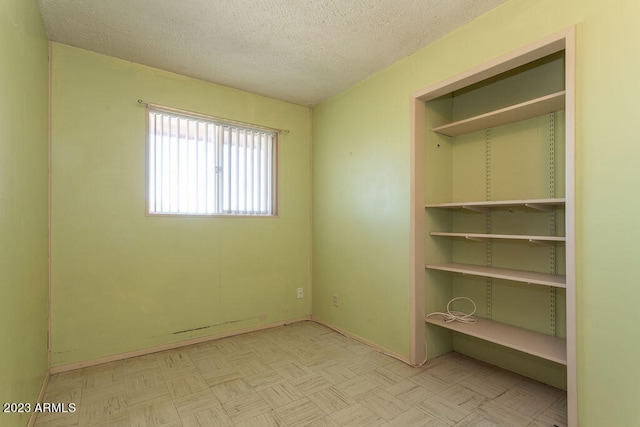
[297,288,304,299]
[333,294,339,307]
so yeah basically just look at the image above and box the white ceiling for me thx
[38,0,507,106]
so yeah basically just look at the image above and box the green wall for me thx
[312,0,640,425]
[50,43,312,367]
[6,0,640,424]
[0,0,50,426]
[312,69,413,354]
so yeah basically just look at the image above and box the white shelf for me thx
[431,91,566,137]
[413,31,576,424]
[425,198,565,213]
[425,316,567,365]
[430,232,565,244]
[425,262,566,288]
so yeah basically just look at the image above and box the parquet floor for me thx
[35,321,567,426]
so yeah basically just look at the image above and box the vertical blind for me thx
[148,109,277,216]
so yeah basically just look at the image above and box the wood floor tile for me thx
[364,366,406,388]
[360,390,411,421]
[179,404,233,427]
[305,416,342,426]
[273,397,327,426]
[179,341,217,360]
[290,372,333,395]
[124,369,166,396]
[454,413,505,427]
[389,407,448,426]
[383,360,424,378]
[122,354,161,376]
[320,332,353,347]
[221,391,271,423]
[530,412,568,427]
[438,384,487,412]
[88,414,132,427]
[157,351,195,378]
[258,382,305,409]
[125,385,171,409]
[83,361,125,388]
[164,372,209,400]
[32,410,80,427]
[345,342,379,356]
[210,378,253,404]
[333,376,381,401]
[244,370,286,390]
[78,394,127,426]
[214,339,247,356]
[36,321,567,427]
[286,345,320,361]
[81,381,127,404]
[45,369,85,393]
[343,357,386,376]
[233,410,287,427]
[321,363,360,385]
[234,358,273,377]
[304,354,342,372]
[539,395,568,426]
[386,380,435,405]
[200,367,242,387]
[422,358,479,385]
[411,372,453,395]
[418,393,473,425]
[171,389,219,417]
[246,345,292,366]
[493,380,561,418]
[191,354,231,371]
[81,363,126,404]
[457,400,533,427]
[329,402,387,426]
[41,385,82,407]
[459,367,523,399]
[127,397,180,427]
[223,348,258,364]
[307,386,356,414]
[273,361,314,381]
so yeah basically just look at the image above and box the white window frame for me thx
[146,106,278,217]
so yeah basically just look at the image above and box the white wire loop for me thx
[425,297,478,324]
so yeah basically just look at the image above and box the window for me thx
[147,108,277,216]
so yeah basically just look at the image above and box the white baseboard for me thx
[50,316,311,374]
[27,370,50,427]
[48,316,411,377]
[311,317,412,365]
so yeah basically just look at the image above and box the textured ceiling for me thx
[38,0,507,106]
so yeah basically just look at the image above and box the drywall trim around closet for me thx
[410,25,576,425]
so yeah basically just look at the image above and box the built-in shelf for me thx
[413,30,576,425]
[431,91,566,137]
[425,316,567,365]
[430,232,565,245]
[425,197,565,213]
[425,262,566,288]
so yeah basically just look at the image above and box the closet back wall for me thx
[50,43,312,368]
